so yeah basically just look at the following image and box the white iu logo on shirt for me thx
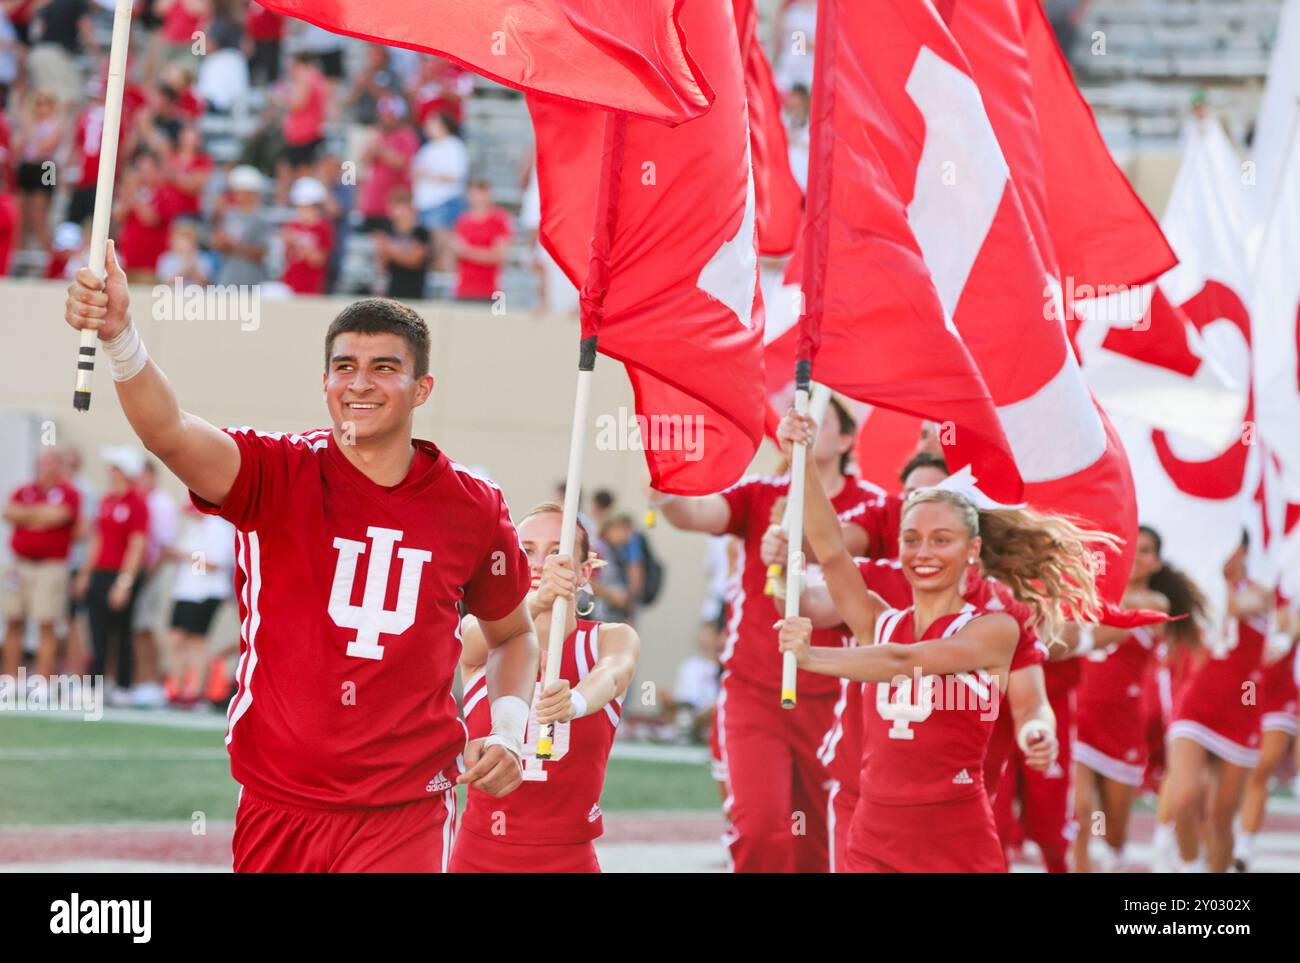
[329,526,432,660]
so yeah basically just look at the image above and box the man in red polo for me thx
[2,450,81,681]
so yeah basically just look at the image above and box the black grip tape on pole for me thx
[578,335,598,372]
[795,358,812,393]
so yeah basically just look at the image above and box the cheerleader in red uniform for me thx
[450,502,639,873]
[1071,525,1207,872]
[1235,599,1298,870]
[1163,536,1272,873]
[775,410,1113,873]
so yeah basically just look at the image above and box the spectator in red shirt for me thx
[2,449,80,680]
[277,54,329,194]
[154,122,212,218]
[246,2,285,86]
[149,0,211,82]
[280,175,334,295]
[114,150,182,282]
[74,447,149,700]
[410,56,473,128]
[357,95,419,232]
[66,100,104,228]
[453,180,512,302]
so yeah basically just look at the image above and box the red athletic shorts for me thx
[449,827,601,873]
[846,793,1006,873]
[232,787,457,873]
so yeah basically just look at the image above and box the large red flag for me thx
[529,0,764,495]
[734,0,803,256]
[797,0,1024,504]
[253,0,713,125]
[811,0,1154,600]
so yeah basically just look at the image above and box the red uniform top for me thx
[8,482,81,561]
[190,428,531,810]
[719,472,886,699]
[820,558,1043,797]
[1076,627,1156,759]
[281,218,335,294]
[168,151,214,217]
[846,493,903,559]
[1172,611,1267,757]
[460,619,621,844]
[454,209,512,299]
[854,605,1004,808]
[92,490,149,570]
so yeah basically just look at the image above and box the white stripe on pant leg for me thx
[442,787,457,873]
[827,780,839,874]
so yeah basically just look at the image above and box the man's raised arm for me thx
[651,491,732,536]
[65,241,241,507]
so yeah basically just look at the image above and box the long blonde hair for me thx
[902,488,1120,643]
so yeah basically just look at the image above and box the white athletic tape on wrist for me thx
[569,690,588,720]
[485,694,529,760]
[1073,624,1095,656]
[102,323,148,382]
[1017,719,1054,753]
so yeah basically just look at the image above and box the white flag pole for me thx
[779,369,827,709]
[765,381,832,598]
[536,336,596,758]
[73,0,135,412]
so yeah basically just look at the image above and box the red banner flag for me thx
[796,0,1024,504]
[253,0,713,124]
[734,0,803,256]
[530,0,764,494]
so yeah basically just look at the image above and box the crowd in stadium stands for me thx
[0,0,513,301]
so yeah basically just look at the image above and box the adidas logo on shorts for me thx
[951,768,973,785]
[587,804,602,823]
[425,772,453,793]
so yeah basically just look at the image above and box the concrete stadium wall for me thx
[0,280,778,694]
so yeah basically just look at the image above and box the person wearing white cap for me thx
[280,176,334,294]
[73,446,150,704]
[64,240,539,873]
[211,166,270,286]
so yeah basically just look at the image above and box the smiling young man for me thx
[64,241,539,872]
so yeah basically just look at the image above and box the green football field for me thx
[0,714,719,825]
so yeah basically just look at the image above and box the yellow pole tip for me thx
[780,690,797,709]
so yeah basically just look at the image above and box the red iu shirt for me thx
[460,619,620,844]
[8,482,81,561]
[190,428,531,810]
[820,558,1044,801]
[856,604,1004,807]
[720,473,886,700]
[93,489,149,571]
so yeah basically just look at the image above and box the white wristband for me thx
[569,690,588,719]
[1073,624,1095,656]
[1017,719,1054,753]
[485,694,529,759]
[102,323,148,382]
